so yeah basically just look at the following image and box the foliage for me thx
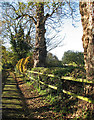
[26,66,93,119]
[2,46,7,68]
[52,66,75,77]
[10,24,32,60]
[23,56,34,72]
[46,52,62,67]
[16,56,34,73]
[70,68,86,79]
[31,66,86,81]
[62,50,85,66]
[6,51,18,69]
[2,1,79,67]
[32,66,83,75]
[2,46,17,70]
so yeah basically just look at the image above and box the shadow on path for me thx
[2,71,41,120]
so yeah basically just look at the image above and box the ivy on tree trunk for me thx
[33,3,47,67]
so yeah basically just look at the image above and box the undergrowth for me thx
[25,66,93,119]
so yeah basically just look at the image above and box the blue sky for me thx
[1,0,84,60]
[50,18,84,60]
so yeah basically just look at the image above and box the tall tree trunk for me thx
[79,2,94,81]
[33,3,47,67]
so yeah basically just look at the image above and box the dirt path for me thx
[15,73,62,120]
[2,71,94,120]
[2,72,40,120]
[2,72,60,120]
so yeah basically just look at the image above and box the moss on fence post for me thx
[57,76,64,99]
[38,74,41,90]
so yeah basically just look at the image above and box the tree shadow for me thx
[2,71,10,91]
[2,72,42,120]
[2,71,94,119]
[25,93,50,100]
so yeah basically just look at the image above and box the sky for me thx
[50,19,84,60]
[1,0,84,61]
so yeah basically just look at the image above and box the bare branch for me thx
[45,2,61,21]
[47,34,66,52]
[15,14,37,25]
[9,4,19,16]
[65,0,73,16]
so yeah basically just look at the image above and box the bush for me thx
[62,50,85,67]
[52,66,75,77]
[46,52,62,67]
[70,68,86,79]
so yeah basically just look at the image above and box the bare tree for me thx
[2,2,35,47]
[1,1,79,67]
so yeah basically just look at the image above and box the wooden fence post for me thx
[57,76,64,99]
[38,74,40,90]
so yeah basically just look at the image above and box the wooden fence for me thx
[21,70,94,104]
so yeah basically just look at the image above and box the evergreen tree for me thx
[10,24,32,60]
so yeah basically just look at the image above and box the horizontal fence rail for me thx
[24,70,94,104]
[27,70,94,84]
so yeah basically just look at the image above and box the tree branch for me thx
[15,14,37,25]
[65,0,74,19]
[45,3,61,21]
